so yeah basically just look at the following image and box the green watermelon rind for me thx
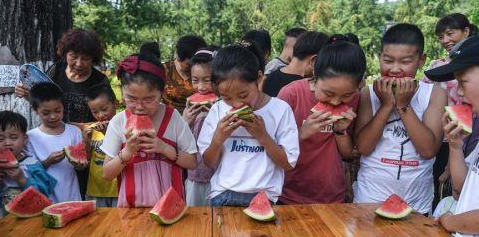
[229,105,254,122]
[4,187,52,218]
[243,208,275,222]
[42,200,96,228]
[374,206,413,219]
[445,106,473,135]
[149,206,187,225]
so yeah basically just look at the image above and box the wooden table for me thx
[0,204,449,237]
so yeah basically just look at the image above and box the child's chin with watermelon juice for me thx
[101,43,198,207]
[182,47,220,206]
[197,44,299,207]
[425,35,479,236]
[354,24,447,215]
[277,35,363,204]
[83,84,119,207]
[0,111,56,218]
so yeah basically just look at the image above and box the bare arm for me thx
[440,210,479,234]
[257,132,293,171]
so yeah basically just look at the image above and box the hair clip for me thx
[239,40,252,47]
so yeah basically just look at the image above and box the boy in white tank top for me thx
[425,35,479,236]
[353,23,447,214]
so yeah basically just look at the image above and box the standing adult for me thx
[162,35,207,114]
[264,28,306,75]
[15,28,110,201]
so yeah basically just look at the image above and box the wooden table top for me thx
[0,204,449,237]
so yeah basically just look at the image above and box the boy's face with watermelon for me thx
[313,76,358,106]
[379,44,425,80]
[455,65,479,114]
[0,125,27,158]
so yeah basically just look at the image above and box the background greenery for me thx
[74,0,479,82]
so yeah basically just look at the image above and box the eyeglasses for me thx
[123,95,159,107]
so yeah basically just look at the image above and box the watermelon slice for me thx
[125,113,155,136]
[149,187,187,225]
[311,101,350,120]
[445,104,473,135]
[64,142,89,166]
[374,194,413,219]
[229,105,254,122]
[5,186,52,218]
[243,191,275,221]
[188,92,219,108]
[382,76,418,93]
[0,149,18,166]
[42,200,97,228]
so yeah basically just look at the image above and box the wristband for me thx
[332,128,347,136]
[396,105,410,114]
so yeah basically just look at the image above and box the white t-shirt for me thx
[197,98,299,202]
[355,81,435,214]
[26,123,82,203]
[453,143,479,237]
[100,105,197,160]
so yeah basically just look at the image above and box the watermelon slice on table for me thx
[188,92,219,108]
[311,101,350,120]
[0,149,18,166]
[375,194,413,219]
[125,113,155,136]
[64,142,89,166]
[445,104,473,135]
[243,191,275,221]
[42,200,97,228]
[229,105,254,122]
[150,187,187,225]
[5,186,52,218]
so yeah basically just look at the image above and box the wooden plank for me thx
[0,207,212,237]
[212,204,450,237]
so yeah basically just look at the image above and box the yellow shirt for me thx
[86,130,118,197]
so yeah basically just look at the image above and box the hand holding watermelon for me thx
[442,112,468,149]
[332,108,356,132]
[239,114,268,141]
[42,150,66,168]
[214,113,242,143]
[393,77,417,109]
[183,101,206,127]
[300,111,337,140]
[373,78,395,108]
[137,130,176,159]
[1,165,27,186]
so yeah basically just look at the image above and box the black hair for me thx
[239,40,265,72]
[86,84,116,103]
[241,29,272,59]
[211,44,260,85]
[381,23,424,55]
[285,27,307,38]
[118,42,166,91]
[293,31,329,60]
[314,35,366,85]
[176,35,207,61]
[190,45,221,67]
[344,33,360,45]
[29,82,64,110]
[0,111,27,134]
[436,13,478,37]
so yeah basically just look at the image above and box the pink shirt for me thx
[422,58,461,106]
[278,79,359,204]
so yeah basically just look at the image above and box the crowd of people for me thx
[0,12,478,236]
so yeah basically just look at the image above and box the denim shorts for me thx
[210,190,258,207]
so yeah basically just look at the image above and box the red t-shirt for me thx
[277,79,359,204]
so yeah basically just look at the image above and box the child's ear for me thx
[310,54,318,68]
[419,53,427,68]
[256,70,264,84]
[23,134,28,147]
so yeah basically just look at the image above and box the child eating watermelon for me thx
[425,35,479,236]
[0,111,56,218]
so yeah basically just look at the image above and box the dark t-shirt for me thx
[262,69,303,97]
[47,61,109,123]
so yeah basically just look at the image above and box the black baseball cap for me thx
[425,35,479,82]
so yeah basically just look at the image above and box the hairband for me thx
[195,50,214,56]
[115,56,166,82]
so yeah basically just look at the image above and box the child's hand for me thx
[394,77,416,108]
[438,212,456,232]
[300,111,337,140]
[442,112,467,149]
[14,82,30,98]
[82,127,93,143]
[123,128,141,161]
[72,161,89,171]
[373,78,395,108]
[183,100,204,126]
[0,157,19,169]
[138,131,176,157]
[240,115,269,141]
[3,166,26,184]
[333,108,356,132]
[44,150,66,167]
[439,169,450,184]
[213,113,242,143]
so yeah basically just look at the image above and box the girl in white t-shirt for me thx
[101,43,198,207]
[197,43,300,206]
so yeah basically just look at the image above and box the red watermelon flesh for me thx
[0,149,18,166]
[149,187,187,225]
[311,101,350,120]
[375,194,412,219]
[42,200,96,228]
[243,191,275,221]
[188,93,218,107]
[445,104,473,135]
[126,113,155,136]
[64,142,88,166]
[5,186,52,218]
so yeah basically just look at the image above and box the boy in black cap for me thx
[425,35,479,236]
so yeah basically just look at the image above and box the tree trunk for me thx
[0,0,72,129]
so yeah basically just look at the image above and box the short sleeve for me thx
[100,113,125,157]
[277,83,296,109]
[197,103,221,156]
[171,109,197,154]
[274,101,300,168]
